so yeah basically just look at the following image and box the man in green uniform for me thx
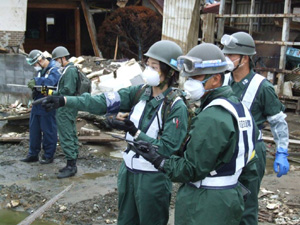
[51,46,79,179]
[39,40,189,225]
[134,43,257,225]
[221,31,290,225]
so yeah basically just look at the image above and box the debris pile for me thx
[258,188,300,224]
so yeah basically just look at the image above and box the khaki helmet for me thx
[144,40,183,71]
[52,46,70,60]
[26,49,43,66]
[221,32,256,56]
[179,43,231,77]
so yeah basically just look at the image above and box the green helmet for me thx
[26,49,43,66]
[51,46,70,60]
[180,43,231,77]
[221,32,256,56]
[144,40,182,71]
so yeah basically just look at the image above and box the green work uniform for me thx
[53,62,79,160]
[229,69,285,225]
[65,85,189,225]
[163,86,256,225]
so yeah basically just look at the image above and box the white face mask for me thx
[183,78,205,101]
[142,66,161,86]
[34,66,42,71]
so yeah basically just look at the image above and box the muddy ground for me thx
[0,112,300,225]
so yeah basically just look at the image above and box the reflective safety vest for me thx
[190,98,255,189]
[123,97,181,172]
[240,73,265,111]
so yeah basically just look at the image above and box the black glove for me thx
[32,89,39,99]
[41,96,65,112]
[106,116,138,136]
[134,140,166,171]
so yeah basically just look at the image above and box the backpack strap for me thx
[132,84,148,106]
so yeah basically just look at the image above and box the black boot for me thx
[57,160,77,179]
[20,155,39,163]
[59,159,77,172]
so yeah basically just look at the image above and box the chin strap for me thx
[158,69,174,89]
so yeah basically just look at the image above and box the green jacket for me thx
[53,62,78,96]
[229,69,284,128]
[164,86,241,182]
[66,85,189,157]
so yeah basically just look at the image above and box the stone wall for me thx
[0,54,35,105]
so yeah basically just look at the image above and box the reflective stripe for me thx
[190,98,255,189]
[123,99,163,172]
[223,72,231,86]
[241,73,265,110]
[104,92,121,115]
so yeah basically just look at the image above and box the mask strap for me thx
[232,55,243,72]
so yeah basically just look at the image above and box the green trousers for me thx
[56,107,78,160]
[117,162,172,225]
[239,141,266,225]
[175,183,244,225]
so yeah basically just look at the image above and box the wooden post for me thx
[80,0,102,57]
[277,0,291,96]
[75,7,81,57]
[202,13,216,43]
[217,0,226,41]
[249,0,255,35]
[114,36,119,60]
[230,0,236,27]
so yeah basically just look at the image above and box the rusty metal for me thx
[255,68,300,76]
[255,40,300,46]
[216,13,300,18]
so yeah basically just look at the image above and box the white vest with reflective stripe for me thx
[241,73,265,110]
[190,98,255,189]
[123,97,181,172]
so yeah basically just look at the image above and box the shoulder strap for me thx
[241,73,266,110]
[44,67,54,78]
[132,84,147,106]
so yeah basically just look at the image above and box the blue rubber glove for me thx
[273,147,289,177]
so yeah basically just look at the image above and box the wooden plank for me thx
[28,2,78,9]
[263,136,300,145]
[75,7,81,57]
[202,13,215,43]
[80,0,102,57]
[0,113,30,121]
[0,135,121,143]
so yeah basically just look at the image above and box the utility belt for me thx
[122,147,160,173]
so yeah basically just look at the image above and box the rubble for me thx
[258,187,300,224]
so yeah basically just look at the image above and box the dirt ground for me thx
[0,112,300,225]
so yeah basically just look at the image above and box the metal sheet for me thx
[162,0,200,53]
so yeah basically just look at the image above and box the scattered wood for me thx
[17,184,73,225]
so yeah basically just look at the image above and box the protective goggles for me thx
[221,34,255,49]
[177,56,227,73]
[26,53,42,66]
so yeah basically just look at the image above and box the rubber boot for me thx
[57,160,77,179]
[59,159,78,173]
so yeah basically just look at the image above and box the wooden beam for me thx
[0,135,121,143]
[28,2,78,9]
[202,13,215,43]
[75,7,81,57]
[249,0,255,35]
[277,0,291,96]
[80,0,102,57]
